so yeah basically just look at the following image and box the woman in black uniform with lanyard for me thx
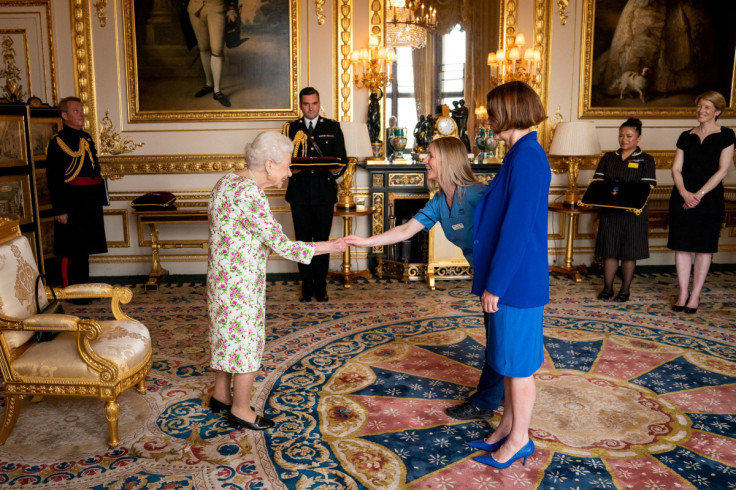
[593,118,656,302]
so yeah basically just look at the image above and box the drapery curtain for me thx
[412,32,438,117]
[410,0,501,139]
[463,0,500,141]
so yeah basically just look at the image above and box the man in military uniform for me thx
[46,96,107,292]
[283,87,347,302]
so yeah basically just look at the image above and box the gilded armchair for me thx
[0,217,152,447]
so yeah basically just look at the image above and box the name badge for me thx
[628,162,639,168]
[452,223,464,231]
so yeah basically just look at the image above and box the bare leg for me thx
[213,370,233,404]
[230,372,257,422]
[491,376,535,463]
[688,253,712,308]
[484,377,513,445]
[602,257,618,294]
[619,260,636,295]
[674,251,692,307]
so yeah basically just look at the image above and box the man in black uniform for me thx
[46,96,107,291]
[283,87,347,302]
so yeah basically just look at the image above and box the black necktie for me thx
[308,121,314,134]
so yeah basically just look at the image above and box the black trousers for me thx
[61,255,90,287]
[291,203,334,297]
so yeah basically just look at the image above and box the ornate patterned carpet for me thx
[0,270,735,489]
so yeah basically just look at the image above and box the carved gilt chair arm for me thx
[51,284,137,321]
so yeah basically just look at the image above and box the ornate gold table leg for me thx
[145,223,169,291]
[549,210,587,282]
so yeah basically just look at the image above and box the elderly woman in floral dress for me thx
[207,131,345,430]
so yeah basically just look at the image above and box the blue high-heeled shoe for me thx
[468,435,508,452]
[474,439,535,468]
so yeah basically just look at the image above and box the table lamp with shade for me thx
[548,121,602,206]
[337,121,373,209]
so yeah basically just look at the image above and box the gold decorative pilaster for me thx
[69,0,99,143]
[99,110,144,155]
[335,0,353,121]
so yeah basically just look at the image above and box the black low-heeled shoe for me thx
[209,397,231,414]
[228,411,275,431]
[597,289,613,300]
[673,294,690,312]
[613,292,629,302]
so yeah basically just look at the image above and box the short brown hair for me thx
[695,91,726,119]
[429,137,477,192]
[58,96,81,116]
[486,81,546,132]
[299,87,320,103]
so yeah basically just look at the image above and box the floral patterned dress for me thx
[207,173,315,373]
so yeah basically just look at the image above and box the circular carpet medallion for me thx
[262,311,736,489]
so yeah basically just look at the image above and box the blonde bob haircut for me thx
[428,136,478,196]
[486,81,547,132]
[695,90,727,120]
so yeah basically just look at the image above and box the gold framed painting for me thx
[0,174,33,225]
[29,118,61,163]
[579,0,736,119]
[38,216,54,259]
[123,0,300,122]
[0,115,28,168]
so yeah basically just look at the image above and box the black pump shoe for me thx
[597,289,613,300]
[228,411,275,431]
[613,292,630,302]
[684,305,699,314]
[673,294,689,312]
[209,397,231,414]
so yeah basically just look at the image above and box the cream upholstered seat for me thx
[0,217,152,447]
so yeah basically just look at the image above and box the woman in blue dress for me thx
[471,81,550,469]
[345,136,506,418]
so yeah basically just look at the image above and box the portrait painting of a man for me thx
[126,0,298,121]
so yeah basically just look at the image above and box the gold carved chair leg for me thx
[0,395,22,444]
[137,379,147,394]
[104,400,121,448]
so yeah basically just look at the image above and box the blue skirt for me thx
[485,304,544,377]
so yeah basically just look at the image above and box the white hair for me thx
[244,131,294,170]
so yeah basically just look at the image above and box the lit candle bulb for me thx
[515,33,525,47]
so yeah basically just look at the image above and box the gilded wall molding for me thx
[335,0,353,121]
[315,0,326,25]
[100,154,246,180]
[0,32,27,101]
[99,110,144,155]
[103,208,129,248]
[557,0,569,26]
[93,0,107,28]
[0,0,57,105]
[69,0,98,142]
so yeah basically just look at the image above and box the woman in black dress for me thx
[593,118,656,302]
[668,91,735,313]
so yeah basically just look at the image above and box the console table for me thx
[548,202,599,282]
[133,209,209,290]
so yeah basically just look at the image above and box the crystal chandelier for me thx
[386,0,436,49]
